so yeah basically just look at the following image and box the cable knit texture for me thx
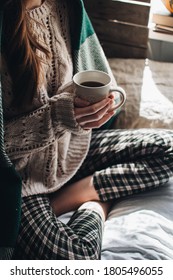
[2,0,91,197]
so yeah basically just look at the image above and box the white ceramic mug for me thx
[73,70,126,110]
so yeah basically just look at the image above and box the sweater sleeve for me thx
[4,91,89,160]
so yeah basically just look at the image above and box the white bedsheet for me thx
[101,178,173,260]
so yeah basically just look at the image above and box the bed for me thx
[59,58,173,260]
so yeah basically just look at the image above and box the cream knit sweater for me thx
[2,0,91,197]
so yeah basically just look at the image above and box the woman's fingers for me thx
[82,111,115,129]
[108,92,115,100]
[77,102,111,125]
[74,98,111,119]
[74,95,116,129]
[74,97,90,108]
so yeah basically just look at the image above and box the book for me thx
[153,23,173,34]
[152,13,173,27]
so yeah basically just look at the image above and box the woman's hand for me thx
[74,93,115,129]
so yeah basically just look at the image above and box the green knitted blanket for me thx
[0,0,118,259]
[71,0,112,74]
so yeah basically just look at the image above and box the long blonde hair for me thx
[3,0,49,108]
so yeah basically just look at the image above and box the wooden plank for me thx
[84,0,151,26]
[91,18,149,48]
[101,41,148,58]
[83,0,151,58]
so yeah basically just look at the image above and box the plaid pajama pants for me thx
[13,129,173,260]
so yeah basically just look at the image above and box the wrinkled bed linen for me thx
[101,178,173,260]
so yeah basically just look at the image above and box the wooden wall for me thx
[83,0,151,58]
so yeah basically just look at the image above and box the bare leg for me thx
[49,175,112,218]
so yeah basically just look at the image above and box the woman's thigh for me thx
[70,128,173,182]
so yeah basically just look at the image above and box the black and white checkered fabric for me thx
[13,195,103,260]
[72,129,173,201]
[13,129,173,259]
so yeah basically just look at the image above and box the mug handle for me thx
[109,86,126,110]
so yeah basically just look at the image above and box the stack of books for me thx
[152,13,173,34]
[152,1,173,34]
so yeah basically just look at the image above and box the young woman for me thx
[1,0,173,259]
